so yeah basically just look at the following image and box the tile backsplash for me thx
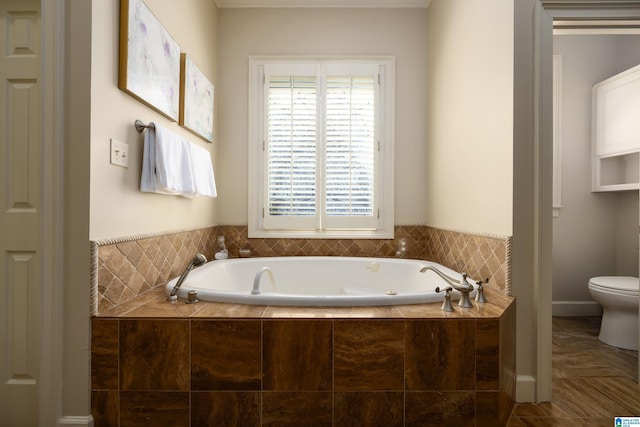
[92,228,218,315]
[92,225,511,315]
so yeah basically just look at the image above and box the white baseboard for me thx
[58,416,94,426]
[552,300,602,317]
[515,375,537,403]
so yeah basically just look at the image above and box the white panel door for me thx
[0,1,41,425]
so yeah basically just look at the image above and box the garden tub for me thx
[165,256,478,306]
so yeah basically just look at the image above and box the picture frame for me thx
[180,54,214,143]
[118,0,181,121]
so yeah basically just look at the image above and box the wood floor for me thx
[508,316,640,426]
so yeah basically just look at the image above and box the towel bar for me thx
[135,120,155,133]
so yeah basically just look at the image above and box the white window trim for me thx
[553,54,563,217]
[248,56,395,239]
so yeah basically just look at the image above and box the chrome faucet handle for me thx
[452,273,472,308]
[457,290,474,308]
[475,277,490,303]
[420,266,474,308]
[436,286,454,312]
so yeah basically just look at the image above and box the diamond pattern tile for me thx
[92,225,511,314]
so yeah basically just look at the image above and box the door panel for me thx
[0,1,41,425]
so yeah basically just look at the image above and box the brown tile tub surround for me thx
[91,287,515,426]
[93,225,511,315]
[93,227,218,314]
[91,225,514,425]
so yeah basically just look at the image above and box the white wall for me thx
[216,7,429,226]
[552,35,640,309]
[89,0,219,240]
[426,0,513,236]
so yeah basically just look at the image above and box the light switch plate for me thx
[110,138,129,168]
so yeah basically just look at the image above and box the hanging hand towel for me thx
[140,123,196,195]
[188,142,217,198]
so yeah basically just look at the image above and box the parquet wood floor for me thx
[508,316,640,426]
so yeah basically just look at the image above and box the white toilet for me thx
[588,276,639,351]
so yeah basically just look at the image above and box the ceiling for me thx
[215,0,431,8]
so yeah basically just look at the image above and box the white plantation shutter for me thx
[324,73,378,229]
[266,75,318,222]
[249,58,394,238]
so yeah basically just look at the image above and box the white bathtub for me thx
[166,256,478,307]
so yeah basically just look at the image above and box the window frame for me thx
[248,56,395,239]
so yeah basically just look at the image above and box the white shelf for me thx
[592,152,639,192]
[592,63,640,192]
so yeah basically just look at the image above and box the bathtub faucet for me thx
[252,267,277,295]
[419,265,475,308]
[167,254,207,301]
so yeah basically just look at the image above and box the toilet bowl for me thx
[588,276,639,351]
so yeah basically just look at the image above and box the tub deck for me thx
[97,284,513,319]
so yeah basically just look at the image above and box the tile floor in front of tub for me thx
[508,316,640,426]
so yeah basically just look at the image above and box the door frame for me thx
[40,0,65,424]
[535,0,640,401]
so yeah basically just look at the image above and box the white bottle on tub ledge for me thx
[214,236,228,260]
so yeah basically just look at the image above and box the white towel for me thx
[188,143,217,198]
[140,124,169,194]
[140,122,217,198]
[141,122,194,195]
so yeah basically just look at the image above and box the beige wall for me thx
[426,0,513,236]
[216,7,429,226]
[77,0,533,411]
[90,3,513,237]
[428,0,522,398]
[63,0,220,419]
[89,0,218,240]
[553,35,640,307]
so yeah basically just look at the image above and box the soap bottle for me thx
[214,236,228,260]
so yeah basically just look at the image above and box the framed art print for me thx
[180,54,214,143]
[118,0,181,121]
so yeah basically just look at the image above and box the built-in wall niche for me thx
[595,152,639,190]
[592,63,640,192]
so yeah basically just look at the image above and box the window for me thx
[248,57,394,238]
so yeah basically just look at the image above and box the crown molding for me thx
[542,0,640,9]
[553,18,640,33]
[215,0,430,8]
